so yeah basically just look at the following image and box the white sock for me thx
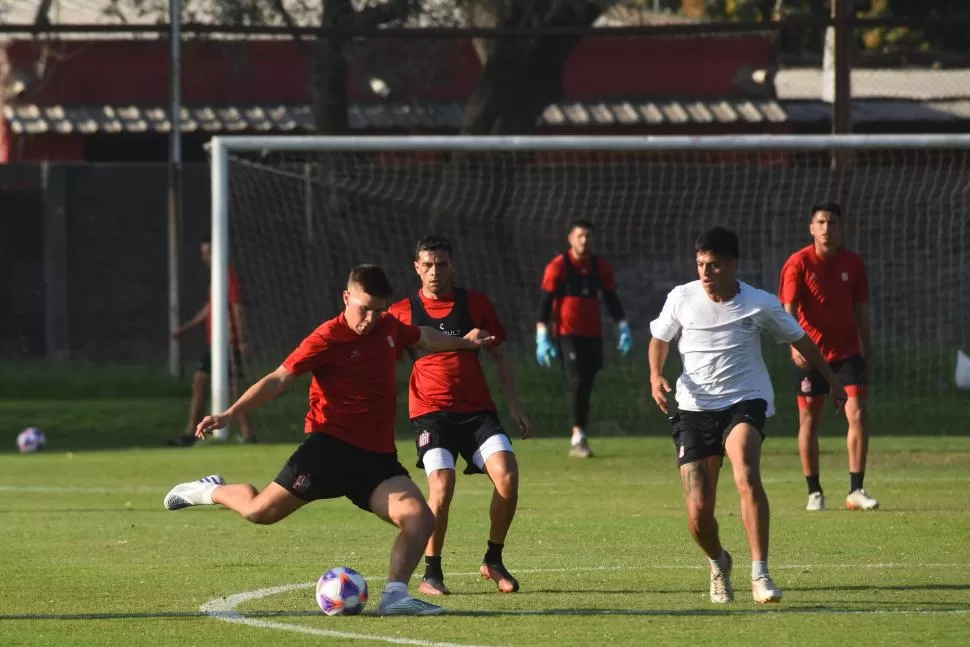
[200,484,218,505]
[709,551,730,572]
[381,581,408,604]
[752,560,769,580]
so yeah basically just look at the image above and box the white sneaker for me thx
[846,488,879,510]
[751,575,783,604]
[378,596,444,616]
[806,491,825,511]
[163,474,224,510]
[709,551,734,604]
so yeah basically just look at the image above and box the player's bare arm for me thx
[648,337,674,414]
[196,364,296,437]
[413,326,495,353]
[488,343,533,439]
[790,335,847,409]
[854,301,873,380]
[173,304,210,338]
[783,301,809,368]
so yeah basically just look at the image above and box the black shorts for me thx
[411,411,508,475]
[197,348,245,379]
[559,335,604,374]
[670,399,768,466]
[794,353,866,396]
[273,432,410,511]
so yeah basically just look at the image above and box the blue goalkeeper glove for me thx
[536,328,558,368]
[617,321,633,357]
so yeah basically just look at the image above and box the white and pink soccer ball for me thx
[316,566,368,616]
[17,427,46,453]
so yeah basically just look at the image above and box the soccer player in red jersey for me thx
[169,241,255,446]
[389,235,532,597]
[779,202,879,511]
[162,265,496,616]
[537,219,632,458]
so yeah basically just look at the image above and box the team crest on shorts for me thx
[292,474,311,493]
[418,430,431,447]
[678,444,685,459]
[800,377,812,394]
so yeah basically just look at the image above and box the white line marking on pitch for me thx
[201,564,970,646]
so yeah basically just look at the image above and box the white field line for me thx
[201,563,970,646]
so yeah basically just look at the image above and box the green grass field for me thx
[1,361,969,646]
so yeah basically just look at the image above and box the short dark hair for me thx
[569,219,595,233]
[695,226,740,260]
[811,201,843,220]
[414,234,452,260]
[347,264,393,299]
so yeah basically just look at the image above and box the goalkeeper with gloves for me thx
[536,219,632,458]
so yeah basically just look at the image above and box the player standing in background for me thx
[169,241,256,446]
[649,227,846,605]
[389,235,531,596]
[780,202,878,512]
[536,219,632,458]
[163,265,497,616]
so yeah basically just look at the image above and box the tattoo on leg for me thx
[685,461,710,499]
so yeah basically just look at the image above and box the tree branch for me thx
[355,0,419,28]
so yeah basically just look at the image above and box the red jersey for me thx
[389,289,506,418]
[282,313,421,453]
[205,266,243,347]
[779,245,869,362]
[541,252,617,337]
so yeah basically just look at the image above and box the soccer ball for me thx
[316,567,368,616]
[16,427,46,453]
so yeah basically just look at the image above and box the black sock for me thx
[806,474,822,495]
[850,472,864,493]
[485,541,504,564]
[423,555,443,580]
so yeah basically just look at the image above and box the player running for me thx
[649,227,846,604]
[536,219,632,458]
[389,235,531,596]
[780,202,878,511]
[162,265,495,616]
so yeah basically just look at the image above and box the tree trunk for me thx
[310,0,353,133]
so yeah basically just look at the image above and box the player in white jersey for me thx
[648,227,846,605]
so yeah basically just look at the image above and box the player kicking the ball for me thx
[649,227,846,605]
[780,202,878,511]
[389,235,531,596]
[162,265,495,616]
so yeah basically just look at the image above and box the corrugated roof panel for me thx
[684,101,713,123]
[660,102,689,124]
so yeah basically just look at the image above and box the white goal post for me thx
[209,133,970,440]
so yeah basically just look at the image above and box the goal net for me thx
[211,136,970,442]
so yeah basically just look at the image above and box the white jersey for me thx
[649,280,805,415]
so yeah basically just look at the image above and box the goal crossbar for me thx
[208,133,970,435]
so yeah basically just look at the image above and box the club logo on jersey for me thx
[437,322,462,337]
[292,474,311,493]
[808,272,817,281]
[386,335,395,348]
[350,350,360,360]
[800,377,812,394]
[418,430,431,447]
[841,272,849,282]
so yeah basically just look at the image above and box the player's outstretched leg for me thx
[369,476,444,616]
[480,450,520,593]
[419,467,456,596]
[724,424,782,604]
[844,395,879,510]
[680,456,733,603]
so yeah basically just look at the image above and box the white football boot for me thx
[846,488,880,510]
[163,474,225,510]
